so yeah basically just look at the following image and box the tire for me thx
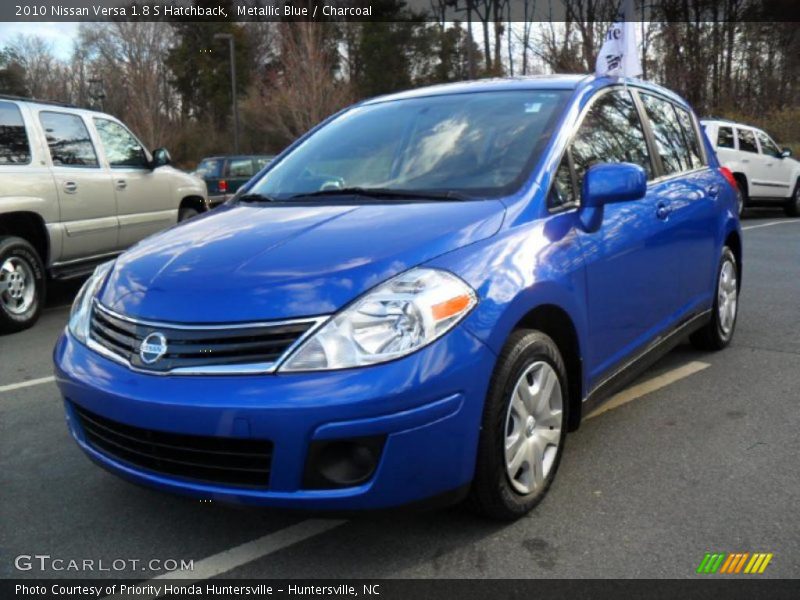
[690,247,738,351]
[467,330,569,520]
[0,236,46,334]
[178,207,200,222]
[734,176,748,218]
[735,185,745,218]
[783,179,800,217]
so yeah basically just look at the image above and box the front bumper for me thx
[54,326,496,510]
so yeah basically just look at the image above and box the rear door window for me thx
[39,111,99,168]
[673,106,704,168]
[0,101,31,164]
[716,126,735,149]
[736,128,758,153]
[639,93,692,175]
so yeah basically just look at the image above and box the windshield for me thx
[248,90,569,200]
[194,158,223,178]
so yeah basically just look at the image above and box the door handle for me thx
[656,201,671,221]
[115,179,127,190]
[63,181,78,194]
[707,184,720,198]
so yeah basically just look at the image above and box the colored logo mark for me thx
[697,552,773,574]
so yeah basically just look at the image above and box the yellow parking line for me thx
[587,361,710,419]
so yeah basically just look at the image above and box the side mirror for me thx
[151,148,171,168]
[582,163,647,208]
[780,148,792,159]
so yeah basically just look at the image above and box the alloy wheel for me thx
[0,256,36,315]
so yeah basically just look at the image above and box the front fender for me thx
[428,213,589,383]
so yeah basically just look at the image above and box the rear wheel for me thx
[468,330,568,520]
[734,175,748,218]
[784,179,800,217]
[690,247,738,351]
[0,236,45,334]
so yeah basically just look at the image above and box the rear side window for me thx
[639,93,692,175]
[228,158,254,178]
[673,106,704,168]
[39,111,99,167]
[569,89,653,198]
[737,128,758,153]
[0,101,31,164]
[94,118,148,168]
[717,126,735,149]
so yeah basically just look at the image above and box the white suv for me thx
[0,96,208,333]
[701,119,800,217]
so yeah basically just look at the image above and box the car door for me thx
[736,127,768,198]
[559,88,675,382]
[38,110,118,261]
[92,117,174,249]
[637,92,718,318]
[754,129,794,197]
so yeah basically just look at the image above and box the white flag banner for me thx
[595,0,642,78]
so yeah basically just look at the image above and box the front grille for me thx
[89,302,317,374]
[73,404,273,489]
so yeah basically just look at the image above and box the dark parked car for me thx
[193,155,274,207]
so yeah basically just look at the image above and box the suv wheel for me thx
[178,207,200,222]
[735,185,745,218]
[690,247,738,351]
[0,236,45,334]
[468,330,568,520]
[784,179,800,217]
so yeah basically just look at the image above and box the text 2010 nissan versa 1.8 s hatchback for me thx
[54,75,742,519]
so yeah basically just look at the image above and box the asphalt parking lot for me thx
[1,212,799,581]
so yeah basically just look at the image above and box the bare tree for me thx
[250,23,351,145]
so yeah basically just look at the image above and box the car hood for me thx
[100,200,505,322]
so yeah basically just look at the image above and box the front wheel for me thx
[690,247,738,351]
[468,330,568,520]
[784,180,800,217]
[0,236,46,334]
[178,207,200,222]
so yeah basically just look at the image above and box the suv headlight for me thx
[68,261,114,344]
[280,268,477,372]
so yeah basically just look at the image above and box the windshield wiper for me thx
[237,192,278,203]
[287,187,473,202]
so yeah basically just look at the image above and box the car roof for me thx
[360,75,694,111]
[199,155,274,161]
[0,93,117,120]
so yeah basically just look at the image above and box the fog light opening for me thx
[303,436,385,489]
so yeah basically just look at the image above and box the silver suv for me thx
[0,96,208,333]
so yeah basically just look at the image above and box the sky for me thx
[0,22,79,58]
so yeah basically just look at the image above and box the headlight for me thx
[280,268,477,371]
[68,261,114,344]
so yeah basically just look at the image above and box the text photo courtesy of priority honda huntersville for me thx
[53,75,741,520]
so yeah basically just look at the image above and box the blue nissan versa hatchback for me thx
[54,75,742,519]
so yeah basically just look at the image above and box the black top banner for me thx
[3,0,799,23]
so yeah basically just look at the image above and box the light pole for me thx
[214,32,240,154]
